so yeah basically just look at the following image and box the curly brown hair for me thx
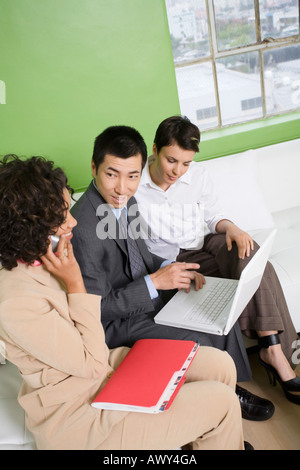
[0,155,73,270]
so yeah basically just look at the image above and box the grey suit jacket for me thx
[71,182,166,325]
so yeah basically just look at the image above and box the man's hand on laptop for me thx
[149,262,206,293]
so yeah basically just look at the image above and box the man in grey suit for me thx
[71,125,274,421]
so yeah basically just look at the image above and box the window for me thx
[165,0,300,130]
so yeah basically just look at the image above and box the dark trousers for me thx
[177,233,299,369]
[104,311,252,382]
[103,236,253,382]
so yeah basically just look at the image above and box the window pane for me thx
[264,44,300,114]
[175,62,218,129]
[260,0,299,40]
[214,0,257,51]
[165,0,210,65]
[216,51,262,125]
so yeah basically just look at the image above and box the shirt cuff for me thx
[144,274,159,299]
[160,259,174,267]
[144,260,174,299]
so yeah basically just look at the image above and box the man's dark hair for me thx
[92,125,148,170]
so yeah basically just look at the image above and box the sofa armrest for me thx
[0,361,36,450]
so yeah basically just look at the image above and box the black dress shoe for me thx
[258,334,300,405]
[236,385,275,421]
[244,441,254,450]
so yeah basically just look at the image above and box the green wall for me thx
[197,111,300,162]
[1,0,299,191]
[0,0,180,191]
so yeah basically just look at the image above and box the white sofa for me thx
[200,138,300,334]
[0,138,299,450]
[0,360,36,450]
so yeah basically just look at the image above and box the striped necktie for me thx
[119,209,148,280]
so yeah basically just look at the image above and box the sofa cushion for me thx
[200,150,275,232]
[0,361,36,450]
[270,250,300,334]
[255,139,300,213]
[251,214,300,333]
[272,206,300,233]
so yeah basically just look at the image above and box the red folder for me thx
[92,339,199,413]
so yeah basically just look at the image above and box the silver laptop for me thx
[155,229,276,336]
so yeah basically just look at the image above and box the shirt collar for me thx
[18,259,42,267]
[140,158,156,188]
[112,206,127,220]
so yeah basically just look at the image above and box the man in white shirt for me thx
[135,115,299,406]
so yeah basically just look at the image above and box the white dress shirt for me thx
[135,157,227,261]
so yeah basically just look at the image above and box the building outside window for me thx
[165,0,300,130]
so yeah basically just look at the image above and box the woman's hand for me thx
[41,237,86,293]
[216,220,254,259]
[225,224,254,259]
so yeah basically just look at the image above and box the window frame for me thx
[195,110,300,162]
[167,0,300,135]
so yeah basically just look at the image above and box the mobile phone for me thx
[50,235,60,252]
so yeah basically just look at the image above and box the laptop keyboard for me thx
[184,280,237,325]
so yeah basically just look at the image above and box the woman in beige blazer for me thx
[0,155,246,450]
